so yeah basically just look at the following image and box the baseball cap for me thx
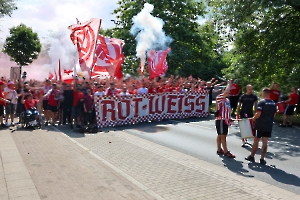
[8,81,15,85]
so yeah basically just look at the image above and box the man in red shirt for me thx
[71,84,85,129]
[43,83,61,126]
[270,82,281,103]
[229,79,241,117]
[279,87,299,127]
[0,81,10,127]
[105,82,118,96]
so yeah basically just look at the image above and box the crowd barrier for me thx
[94,91,209,127]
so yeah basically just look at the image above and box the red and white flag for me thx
[69,18,101,72]
[147,48,171,79]
[92,34,125,79]
[49,72,55,80]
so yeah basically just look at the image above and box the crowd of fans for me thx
[1,74,298,131]
[0,75,225,129]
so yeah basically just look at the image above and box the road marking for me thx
[169,120,213,129]
[52,126,165,200]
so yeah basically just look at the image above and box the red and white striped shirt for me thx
[215,94,231,123]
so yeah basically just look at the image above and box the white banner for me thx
[95,91,209,127]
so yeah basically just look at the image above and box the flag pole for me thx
[90,19,102,82]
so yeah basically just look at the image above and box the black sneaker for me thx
[45,122,49,126]
[58,122,61,126]
[241,143,247,148]
[260,159,267,165]
[287,124,293,127]
[245,155,255,162]
[278,124,286,127]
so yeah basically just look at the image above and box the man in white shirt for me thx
[94,85,105,97]
[137,83,148,94]
[119,86,131,96]
[4,82,18,126]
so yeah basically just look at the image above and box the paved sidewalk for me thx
[1,124,300,199]
[0,130,40,200]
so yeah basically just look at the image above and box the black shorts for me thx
[255,130,271,138]
[215,120,228,135]
[0,105,4,116]
[43,100,49,110]
[47,104,58,112]
[284,105,295,116]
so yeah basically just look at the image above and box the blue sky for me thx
[0,0,119,41]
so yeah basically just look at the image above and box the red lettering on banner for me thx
[149,95,165,115]
[167,95,177,114]
[132,98,143,117]
[102,100,116,121]
[118,100,131,120]
[195,96,205,113]
[184,96,195,113]
[177,95,185,113]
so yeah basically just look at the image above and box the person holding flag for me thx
[215,80,236,158]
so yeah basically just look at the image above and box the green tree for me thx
[0,0,17,18]
[209,0,300,90]
[2,23,42,68]
[111,0,226,79]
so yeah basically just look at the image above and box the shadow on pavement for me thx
[229,124,300,161]
[248,162,300,187]
[221,157,254,178]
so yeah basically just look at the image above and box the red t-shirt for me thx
[0,89,5,106]
[270,89,280,101]
[106,88,118,96]
[24,99,37,110]
[48,90,59,106]
[288,92,299,105]
[73,91,84,107]
[230,83,241,96]
[148,88,157,94]
[166,87,178,93]
[157,87,166,93]
[129,89,137,95]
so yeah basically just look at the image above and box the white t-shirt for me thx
[4,87,18,104]
[119,92,131,96]
[94,91,105,97]
[137,88,148,94]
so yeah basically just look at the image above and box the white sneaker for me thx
[11,122,14,126]
[5,122,9,127]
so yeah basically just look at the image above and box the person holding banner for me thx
[279,86,299,127]
[236,84,258,147]
[245,88,277,165]
[215,80,236,158]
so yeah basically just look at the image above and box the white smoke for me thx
[130,3,172,70]
[0,27,79,81]
[46,27,78,73]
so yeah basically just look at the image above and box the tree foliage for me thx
[0,0,17,18]
[2,23,42,66]
[209,0,300,91]
[111,0,226,79]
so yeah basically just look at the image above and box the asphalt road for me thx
[111,115,300,194]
